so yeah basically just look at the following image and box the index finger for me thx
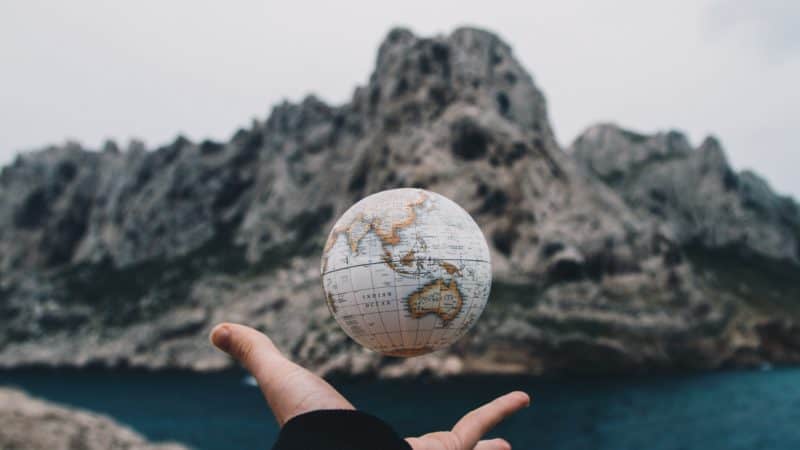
[451,391,530,448]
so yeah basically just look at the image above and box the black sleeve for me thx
[272,409,413,450]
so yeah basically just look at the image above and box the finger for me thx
[474,438,512,450]
[210,323,354,425]
[405,433,459,450]
[452,391,530,448]
[404,437,434,450]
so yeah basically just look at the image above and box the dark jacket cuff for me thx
[272,409,412,450]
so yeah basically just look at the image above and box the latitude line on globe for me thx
[333,280,489,302]
[322,258,490,276]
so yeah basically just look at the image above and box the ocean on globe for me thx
[321,188,491,357]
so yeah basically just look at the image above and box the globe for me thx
[321,188,492,357]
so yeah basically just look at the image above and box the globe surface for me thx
[321,188,492,357]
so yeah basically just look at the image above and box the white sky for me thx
[1,0,798,198]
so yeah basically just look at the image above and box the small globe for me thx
[321,188,492,357]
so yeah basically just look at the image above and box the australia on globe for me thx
[321,188,491,357]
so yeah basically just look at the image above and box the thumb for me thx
[210,323,354,425]
[210,322,284,375]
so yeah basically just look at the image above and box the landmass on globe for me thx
[407,279,463,322]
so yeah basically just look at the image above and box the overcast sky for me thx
[1,0,798,198]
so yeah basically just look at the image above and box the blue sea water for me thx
[1,367,799,450]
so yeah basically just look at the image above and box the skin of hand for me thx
[210,323,530,450]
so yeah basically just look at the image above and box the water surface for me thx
[1,367,799,449]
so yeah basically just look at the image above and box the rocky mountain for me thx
[571,124,800,263]
[1,27,798,377]
[0,387,188,450]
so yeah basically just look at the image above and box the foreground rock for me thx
[0,387,188,450]
[0,27,798,377]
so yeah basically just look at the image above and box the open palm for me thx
[210,323,529,450]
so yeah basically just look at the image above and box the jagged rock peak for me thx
[696,135,729,169]
[570,123,692,181]
[361,26,553,137]
[376,26,513,75]
[572,123,800,263]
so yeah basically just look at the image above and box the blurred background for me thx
[1,1,799,449]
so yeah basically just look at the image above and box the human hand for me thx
[210,323,530,450]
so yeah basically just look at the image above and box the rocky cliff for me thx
[1,27,798,377]
[571,124,800,263]
[0,387,188,450]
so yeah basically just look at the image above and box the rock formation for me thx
[0,387,188,450]
[571,123,800,263]
[0,27,798,376]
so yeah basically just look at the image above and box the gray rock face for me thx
[571,123,800,263]
[0,387,188,450]
[0,27,798,377]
